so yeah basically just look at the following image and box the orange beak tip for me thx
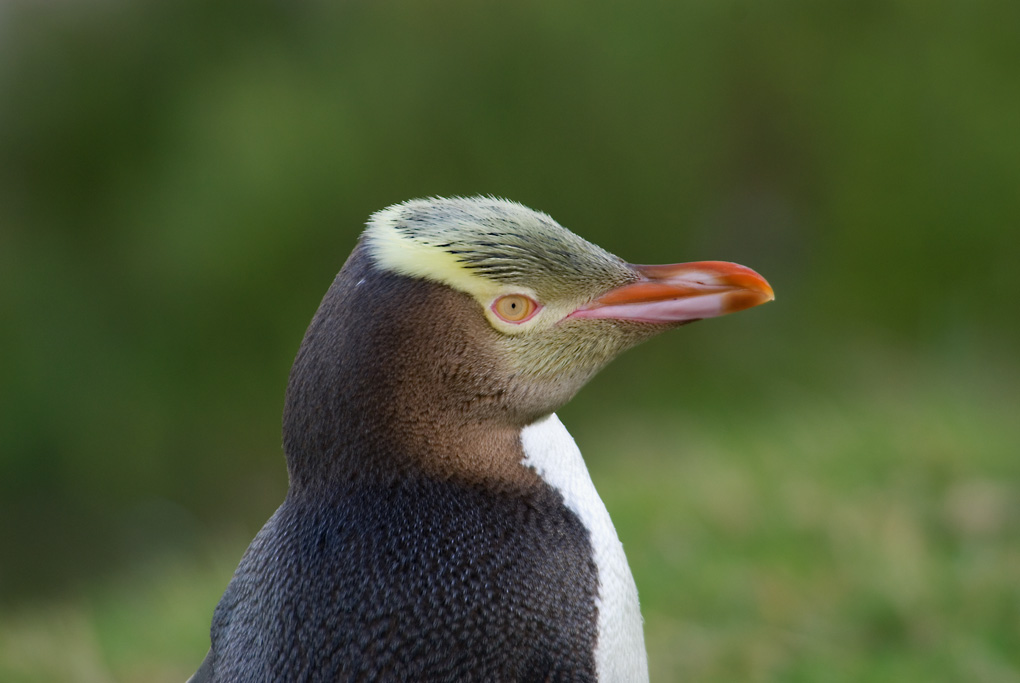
[725,289,774,314]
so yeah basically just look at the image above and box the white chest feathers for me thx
[520,414,649,683]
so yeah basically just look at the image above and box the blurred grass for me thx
[591,370,1020,680]
[2,347,1017,682]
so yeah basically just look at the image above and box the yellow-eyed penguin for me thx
[191,196,774,682]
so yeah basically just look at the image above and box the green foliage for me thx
[1,0,1018,679]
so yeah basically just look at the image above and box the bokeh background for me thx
[2,1,1018,681]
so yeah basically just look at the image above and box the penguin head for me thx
[361,196,774,423]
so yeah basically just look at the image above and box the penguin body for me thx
[207,465,600,681]
[193,198,773,682]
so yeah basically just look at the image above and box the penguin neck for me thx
[282,246,541,496]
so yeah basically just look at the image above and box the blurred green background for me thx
[2,0,1018,680]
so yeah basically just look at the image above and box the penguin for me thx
[191,197,773,683]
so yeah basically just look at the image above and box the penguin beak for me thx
[569,261,774,324]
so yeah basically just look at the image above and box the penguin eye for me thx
[492,294,539,324]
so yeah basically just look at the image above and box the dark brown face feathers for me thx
[282,243,546,491]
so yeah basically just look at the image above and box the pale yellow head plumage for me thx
[363,196,634,336]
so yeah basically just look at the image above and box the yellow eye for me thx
[492,294,539,323]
